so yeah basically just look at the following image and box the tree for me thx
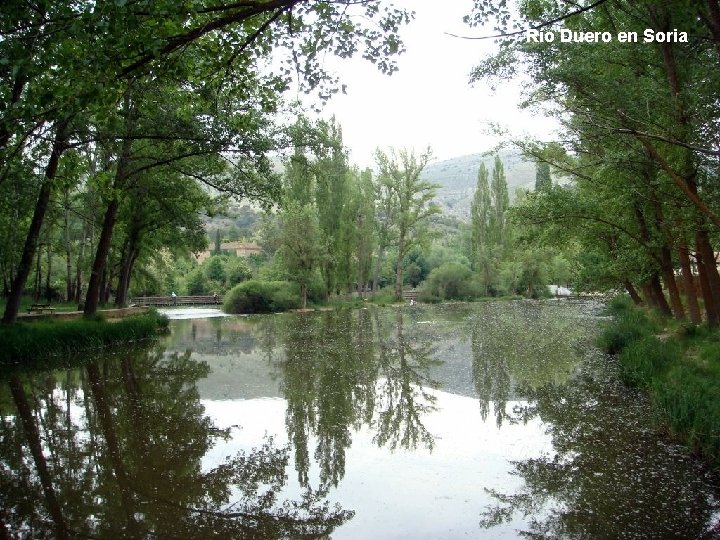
[490,155,510,252]
[469,0,720,322]
[535,161,552,192]
[471,162,493,294]
[353,168,377,294]
[470,157,512,296]
[278,203,322,309]
[1,0,413,323]
[375,147,439,299]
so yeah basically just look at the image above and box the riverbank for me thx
[0,310,169,370]
[599,296,720,468]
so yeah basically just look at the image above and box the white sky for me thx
[303,0,556,168]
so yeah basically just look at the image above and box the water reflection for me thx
[0,348,352,538]
[276,309,439,490]
[481,351,720,539]
[2,301,719,538]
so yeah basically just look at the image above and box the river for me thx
[1,300,719,538]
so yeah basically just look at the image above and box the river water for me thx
[2,300,719,538]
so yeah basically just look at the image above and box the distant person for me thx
[171,291,177,305]
[213,292,219,304]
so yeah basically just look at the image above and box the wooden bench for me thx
[27,304,56,314]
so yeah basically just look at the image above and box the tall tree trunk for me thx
[115,226,141,307]
[678,244,701,324]
[45,241,53,303]
[695,231,720,326]
[115,252,135,307]
[624,279,643,305]
[74,223,89,305]
[85,195,124,314]
[64,190,73,302]
[84,97,134,317]
[9,376,70,539]
[697,229,720,307]
[650,274,673,317]
[372,245,385,293]
[640,282,658,309]
[394,233,405,300]
[2,122,67,323]
[659,247,685,320]
[34,246,42,302]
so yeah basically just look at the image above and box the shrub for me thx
[226,259,253,287]
[223,280,300,314]
[422,262,478,301]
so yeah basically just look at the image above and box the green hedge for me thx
[0,311,168,369]
[223,280,300,314]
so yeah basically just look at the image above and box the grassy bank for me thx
[0,310,169,370]
[599,296,720,467]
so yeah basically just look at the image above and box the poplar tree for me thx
[375,147,439,299]
[535,162,552,192]
[470,163,493,294]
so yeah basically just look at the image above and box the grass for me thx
[324,289,401,310]
[0,297,83,314]
[0,309,169,371]
[599,295,720,468]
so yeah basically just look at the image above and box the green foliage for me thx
[226,258,252,286]
[185,268,207,295]
[278,203,322,308]
[534,161,552,192]
[0,312,167,368]
[205,256,226,282]
[597,298,720,466]
[618,336,679,388]
[653,363,720,466]
[598,298,659,355]
[420,262,478,302]
[223,280,300,314]
[375,147,439,298]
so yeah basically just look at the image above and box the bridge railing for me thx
[131,296,223,306]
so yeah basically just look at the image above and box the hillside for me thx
[421,151,536,219]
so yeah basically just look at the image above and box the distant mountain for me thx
[421,151,536,219]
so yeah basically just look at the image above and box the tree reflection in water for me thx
[470,301,591,428]
[278,308,439,490]
[478,352,720,539]
[0,347,352,538]
[373,309,441,452]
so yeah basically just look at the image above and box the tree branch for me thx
[446,0,612,40]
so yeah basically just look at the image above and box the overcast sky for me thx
[301,0,556,168]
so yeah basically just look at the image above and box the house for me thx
[194,242,262,263]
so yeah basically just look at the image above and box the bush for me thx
[422,262,478,301]
[226,259,253,287]
[223,280,300,314]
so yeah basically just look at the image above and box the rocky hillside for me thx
[421,151,536,219]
